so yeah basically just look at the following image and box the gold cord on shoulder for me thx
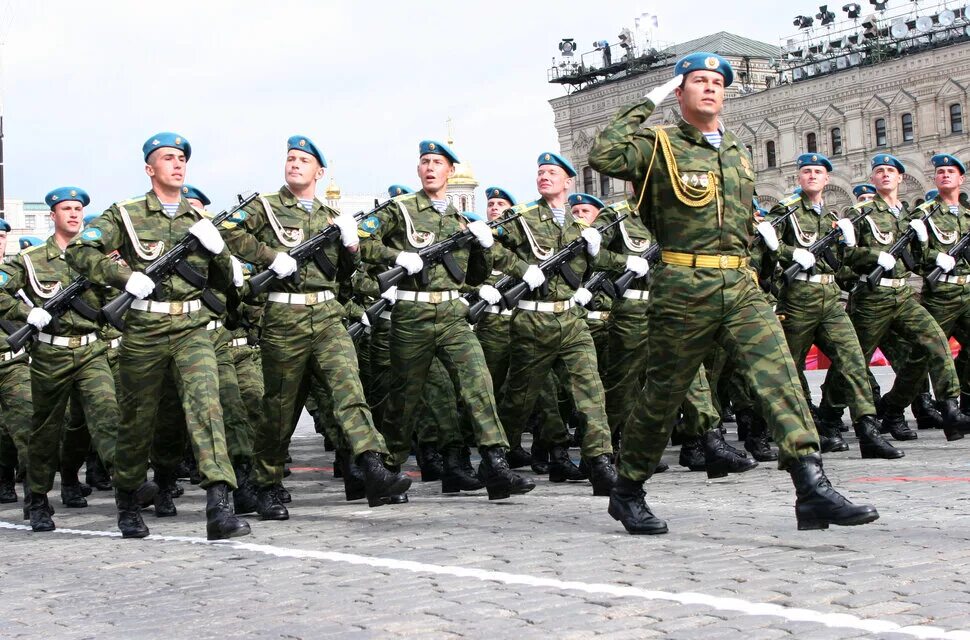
[633,127,720,212]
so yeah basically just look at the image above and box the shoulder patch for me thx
[0,271,8,286]
[358,215,381,238]
[80,227,102,242]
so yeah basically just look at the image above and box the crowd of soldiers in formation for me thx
[1,51,968,541]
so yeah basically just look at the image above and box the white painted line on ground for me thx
[1,520,967,639]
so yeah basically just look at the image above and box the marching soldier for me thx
[589,51,877,534]
[65,133,250,540]
[853,184,877,204]
[358,140,534,501]
[772,154,900,459]
[225,135,410,518]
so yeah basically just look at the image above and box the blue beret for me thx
[871,154,905,174]
[19,236,43,250]
[674,52,734,87]
[82,213,100,227]
[796,153,833,172]
[460,211,485,223]
[287,135,326,167]
[537,151,577,177]
[925,189,940,201]
[181,184,211,206]
[45,186,90,209]
[419,140,459,164]
[387,184,413,197]
[143,132,191,162]
[568,193,605,209]
[931,154,966,175]
[484,186,516,206]
[853,184,877,198]
[0,219,10,233]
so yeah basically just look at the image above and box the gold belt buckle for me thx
[553,301,565,312]
[305,292,318,305]
[601,312,610,321]
[719,255,730,268]
[169,301,183,314]
[68,336,82,348]
[429,291,443,304]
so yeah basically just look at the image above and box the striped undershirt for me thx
[812,203,822,215]
[430,199,448,214]
[298,198,314,212]
[551,207,565,226]
[702,131,722,149]
[888,205,902,217]
[160,202,179,218]
[950,204,961,215]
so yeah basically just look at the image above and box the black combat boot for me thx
[85,452,112,491]
[703,429,758,479]
[743,413,778,462]
[152,469,178,518]
[817,419,849,453]
[530,438,550,475]
[789,453,879,530]
[416,442,443,482]
[0,465,17,503]
[912,392,944,430]
[135,479,159,508]
[505,445,532,469]
[478,447,535,500]
[29,492,55,532]
[441,447,485,493]
[961,392,970,416]
[608,476,668,535]
[358,451,412,508]
[880,408,917,441]
[548,446,587,483]
[115,488,150,538]
[654,461,670,473]
[339,450,366,501]
[678,437,706,471]
[940,398,970,442]
[256,485,288,520]
[721,402,736,424]
[734,407,755,441]
[232,460,258,515]
[854,415,904,458]
[587,454,618,496]
[206,482,251,541]
[60,482,88,508]
[277,484,291,503]
[332,449,344,478]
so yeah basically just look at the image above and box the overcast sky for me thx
[2,1,807,213]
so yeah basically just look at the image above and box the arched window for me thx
[582,167,594,193]
[874,118,887,146]
[599,173,610,197]
[460,196,468,211]
[951,104,964,134]
[830,128,843,155]
[766,141,776,168]
[806,132,817,153]
[901,113,914,142]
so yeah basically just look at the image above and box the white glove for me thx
[522,265,545,290]
[333,214,360,248]
[395,251,423,275]
[26,307,51,330]
[269,252,298,278]
[467,220,494,249]
[835,218,856,247]
[571,287,593,306]
[936,252,957,273]
[908,219,928,242]
[756,221,779,251]
[625,255,650,277]
[125,271,155,299]
[581,227,601,257]
[380,285,398,305]
[230,256,244,288]
[877,252,896,271]
[792,248,816,270]
[360,312,371,327]
[189,218,226,255]
[645,75,683,105]
[478,284,501,305]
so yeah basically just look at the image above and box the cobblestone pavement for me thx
[2,368,970,639]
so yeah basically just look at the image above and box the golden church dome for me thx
[325,178,341,200]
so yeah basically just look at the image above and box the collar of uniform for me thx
[44,235,64,261]
[800,193,825,215]
[676,118,731,149]
[415,189,454,216]
[278,185,322,213]
[146,190,193,218]
[870,194,904,216]
[538,197,575,226]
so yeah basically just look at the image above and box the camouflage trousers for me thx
[619,266,819,482]
[880,283,970,408]
[257,299,385,487]
[823,286,959,413]
[382,299,507,466]
[27,341,118,495]
[117,321,235,492]
[0,357,31,474]
[366,316,392,434]
[497,305,612,459]
[232,343,263,457]
[476,311,563,446]
[414,357,473,450]
[777,281,877,421]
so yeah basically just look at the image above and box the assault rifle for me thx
[6,277,95,351]
[613,243,661,297]
[101,192,259,331]
[863,199,940,291]
[924,227,970,291]
[375,212,520,292]
[781,209,867,286]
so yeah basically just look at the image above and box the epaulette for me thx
[511,200,541,215]
[20,243,45,256]
[777,193,802,208]
[604,200,633,215]
[115,195,146,208]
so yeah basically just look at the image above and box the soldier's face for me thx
[285,150,324,191]
[935,166,964,193]
[486,197,512,221]
[798,166,829,196]
[871,166,902,195]
[537,165,570,198]
[145,148,186,190]
[857,193,875,203]
[676,71,724,120]
[571,204,600,225]
[417,154,455,193]
[51,201,84,236]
